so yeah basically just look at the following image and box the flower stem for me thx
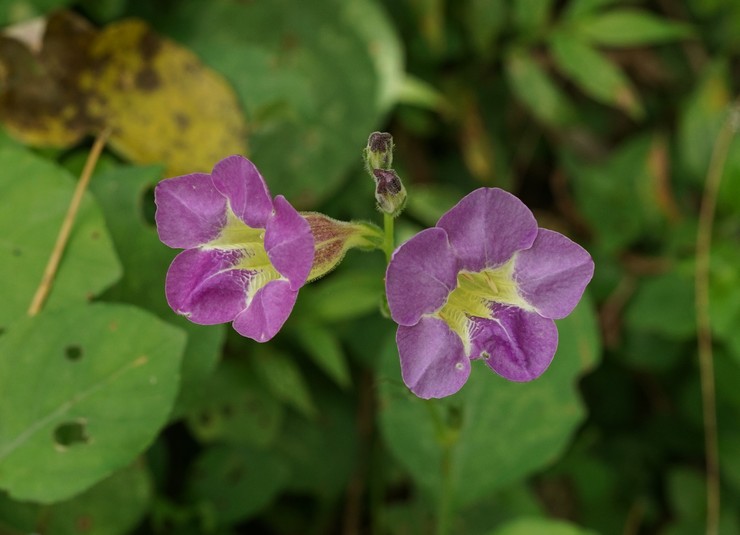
[426,400,456,535]
[694,100,738,535]
[27,128,111,317]
[383,212,394,263]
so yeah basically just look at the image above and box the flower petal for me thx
[211,155,273,228]
[515,229,594,319]
[232,280,297,342]
[471,304,558,381]
[436,188,537,272]
[154,173,227,249]
[397,317,471,399]
[386,228,458,327]
[165,248,249,324]
[265,195,314,290]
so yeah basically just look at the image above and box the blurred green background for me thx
[0,0,739,533]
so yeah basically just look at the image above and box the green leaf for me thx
[624,271,696,340]
[0,146,121,330]
[0,462,151,535]
[709,241,740,362]
[563,0,620,20]
[186,359,284,447]
[464,0,507,56]
[489,517,598,535]
[562,134,668,253]
[573,9,693,47]
[505,50,576,127]
[378,296,600,507]
[88,163,225,418]
[187,444,290,527]
[513,0,553,32]
[550,33,643,118]
[297,271,384,323]
[291,322,352,389]
[275,386,357,500]
[0,303,184,503]
[135,0,403,206]
[678,61,732,183]
[253,347,316,418]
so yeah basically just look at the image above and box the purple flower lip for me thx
[385,187,594,399]
[154,155,314,342]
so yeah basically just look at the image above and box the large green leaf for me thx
[135,0,403,206]
[378,296,600,508]
[0,146,121,330]
[88,163,225,418]
[0,303,184,503]
[0,462,151,535]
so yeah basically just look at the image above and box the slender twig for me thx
[28,128,111,317]
[694,101,738,535]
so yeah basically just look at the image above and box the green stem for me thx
[425,401,455,535]
[383,212,395,263]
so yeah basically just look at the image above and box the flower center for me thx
[204,208,282,304]
[435,257,531,355]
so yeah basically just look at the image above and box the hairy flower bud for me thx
[372,168,407,217]
[364,131,394,172]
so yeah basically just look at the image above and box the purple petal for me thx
[232,280,297,342]
[386,228,459,327]
[165,248,249,325]
[154,173,227,249]
[211,155,273,228]
[397,317,471,399]
[515,229,594,319]
[265,195,314,290]
[436,188,537,272]
[471,304,558,381]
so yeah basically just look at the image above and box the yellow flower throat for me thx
[435,258,531,355]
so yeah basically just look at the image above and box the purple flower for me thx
[385,188,594,399]
[154,155,314,342]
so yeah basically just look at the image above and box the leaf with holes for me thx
[0,145,121,331]
[88,163,224,418]
[0,303,184,503]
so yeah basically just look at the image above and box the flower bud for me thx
[364,131,394,172]
[372,168,407,217]
[301,212,383,281]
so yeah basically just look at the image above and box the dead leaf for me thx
[0,11,247,175]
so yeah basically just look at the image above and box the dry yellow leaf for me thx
[0,11,247,175]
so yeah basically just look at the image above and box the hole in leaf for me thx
[65,345,83,361]
[54,421,89,448]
